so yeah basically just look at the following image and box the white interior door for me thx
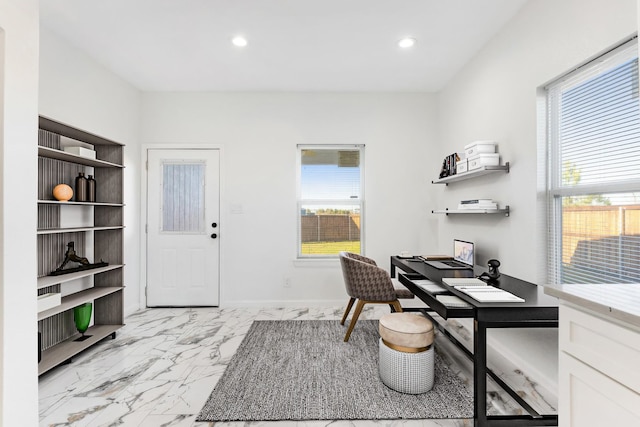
[146,148,220,306]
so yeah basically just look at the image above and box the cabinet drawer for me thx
[560,304,640,393]
[559,351,640,427]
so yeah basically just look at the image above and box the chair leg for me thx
[344,299,366,342]
[340,297,356,325]
[391,300,403,313]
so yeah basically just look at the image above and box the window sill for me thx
[293,258,340,268]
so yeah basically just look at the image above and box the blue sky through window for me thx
[301,164,360,200]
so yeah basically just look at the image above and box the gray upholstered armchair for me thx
[339,251,414,342]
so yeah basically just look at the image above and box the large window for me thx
[546,38,640,284]
[297,145,364,258]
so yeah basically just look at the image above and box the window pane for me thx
[300,149,360,200]
[560,193,640,283]
[162,162,205,233]
[547,39,640,284]
[298,146,364,257]
[300,205,361,255]
[559,58,640,186]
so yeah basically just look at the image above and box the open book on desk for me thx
[454,286,525,303]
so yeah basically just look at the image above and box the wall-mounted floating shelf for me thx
[432,162,510,185]
[432,206,510,217]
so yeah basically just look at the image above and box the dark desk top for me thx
[391,256,474,281]
[393,257,558,427]
[391,256,559,313]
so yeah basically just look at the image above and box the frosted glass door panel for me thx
[162,162,205,233]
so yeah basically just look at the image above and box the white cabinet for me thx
[558,304,640,426]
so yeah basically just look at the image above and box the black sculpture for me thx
[479,259,501,285]
[56,242,89,270]
[50,241,108,276]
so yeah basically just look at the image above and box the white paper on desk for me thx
[418,283,448,294]
[442,277,487,287]
[412,279,447,294]
[455,286,525,302]
[436,294,472,308]
[413,279,436,285]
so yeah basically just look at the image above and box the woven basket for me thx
[378,338,434,394]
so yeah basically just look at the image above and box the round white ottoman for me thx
[378,312,435,394]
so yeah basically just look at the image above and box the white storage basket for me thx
[468,153,500,170]
[378,338,434,394]
[464,141,496,157]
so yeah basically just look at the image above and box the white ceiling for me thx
[39,0,528,92]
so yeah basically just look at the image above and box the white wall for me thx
[436,0,637,281]
[435,0,637,393]
[38,30,439,311]
[140,92,438,306]
[35,0,640,411]
[39,27,142,315]
[0,0,39,425]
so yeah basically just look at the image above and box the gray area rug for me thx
[197,320,473,421]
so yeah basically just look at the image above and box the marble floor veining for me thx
[38,306,556,427]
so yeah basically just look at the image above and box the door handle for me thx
[210,233,218,239]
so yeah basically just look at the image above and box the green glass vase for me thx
[73,302,92,341]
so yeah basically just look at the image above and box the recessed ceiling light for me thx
[232,36,248,47]
[398,37,416,48]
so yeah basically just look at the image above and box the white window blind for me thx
[297,145,364,258]
[546,38,640,284]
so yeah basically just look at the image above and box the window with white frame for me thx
[297,145,364,258]
[546,38,640,284]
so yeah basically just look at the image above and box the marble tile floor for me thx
[39,306,557,427]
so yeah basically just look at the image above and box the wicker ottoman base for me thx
[378,338,434,394]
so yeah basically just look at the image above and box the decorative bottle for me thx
[75,172,88,202]
[87,175,96,202]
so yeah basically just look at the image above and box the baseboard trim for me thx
[221,299,346,308]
